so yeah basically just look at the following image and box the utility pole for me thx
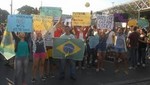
[10,0,13,15]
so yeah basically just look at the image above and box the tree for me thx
[0,8,9,24]
[17,5,39,15]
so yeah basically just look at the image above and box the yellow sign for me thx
[128,19,137,27]
[72,12,91,26]
[33,15,53,31]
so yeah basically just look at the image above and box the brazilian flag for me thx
[0,30,15,60]
[52,38,85,61]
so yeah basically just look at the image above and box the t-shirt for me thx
[54,28,63,37]
[139,34,147,48]
[106,31,115,45]
[115,34,126,48]
[16,41,29,57]
[128,31,140,48]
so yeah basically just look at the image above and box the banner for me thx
[138,19,149,28]
[128,19,137,27]
[33,15,53,31]
[97,15,114,29]
[52,38,85,61]
[72,12,91,26]
[0,30,15,60]
[7,14,33,32]
[114,13,128,22]
[40,7,62,17]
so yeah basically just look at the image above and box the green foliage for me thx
[17,5,39,15]
[0,8,9,24]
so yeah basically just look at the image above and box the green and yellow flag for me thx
[0,30,15,60]
[52,38,85,61]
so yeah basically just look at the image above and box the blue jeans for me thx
[59,59,76,78]
[130,47,138,67]
[14,57,28,85]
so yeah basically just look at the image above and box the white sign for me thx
[97,15,114,29]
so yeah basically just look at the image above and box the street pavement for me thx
[0,57,150,85]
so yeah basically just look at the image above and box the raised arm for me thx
[12,32,20,41]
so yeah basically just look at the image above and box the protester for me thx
[96,29,107,72]
[114,27,128,74]
[138,29,147,67]
[59,26,76,80]
[13,32,30,85]
[128,26,140,69]
[31,30,47,82]
[86,25,98,67]
[106,29,115,59]
[73,26,88,69]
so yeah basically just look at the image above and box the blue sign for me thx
[7,14,33,32]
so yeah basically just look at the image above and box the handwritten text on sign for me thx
[40,7,62,17]
[33,15,53,31]
[97,15,114,29]
[72,12,91,26]
[7,15,33,32]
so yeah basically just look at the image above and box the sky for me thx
[0,0,132,15]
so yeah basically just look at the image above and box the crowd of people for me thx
[1,18,150,85]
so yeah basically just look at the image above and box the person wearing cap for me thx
[59,25,76,80]
[12,32,30,85]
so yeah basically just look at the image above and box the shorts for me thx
[33,52,46,59]
[98,47,106,52]
[115,48,125,53]
[106,44,115,52]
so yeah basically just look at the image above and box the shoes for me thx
[100,68,105,71]
[70,76,76,80]
[41,76,46,81]
[142,64,146,67]
[96,68,99,72]
[137,62,140,66]
[82,67,85,70]
[31,78,36,83]
[124,71,128,75]
[59,76,65,80]
[115,69,119,73]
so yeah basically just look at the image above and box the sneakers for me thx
[70,76,76,80]
[31,78,36,83]
[142,64,146,67]
[96,68,99,72]
[100,68,105,71]
[124,71,128,75]
[59,76,65,80]
[96,68,105,72]
[41,76,46,81]
[115,69,119,73]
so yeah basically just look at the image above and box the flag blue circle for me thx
[63,43,75,53]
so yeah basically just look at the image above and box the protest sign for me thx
[138,19,149,28]
[7,14,32,32]
[128,19,137,27]
[97,15,114,29]
[33,15,53,31]
[72,12,91,26]
[114,13,128,22]
[40,7,62,17]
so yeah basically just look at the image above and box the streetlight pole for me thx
[10,0,13,15]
